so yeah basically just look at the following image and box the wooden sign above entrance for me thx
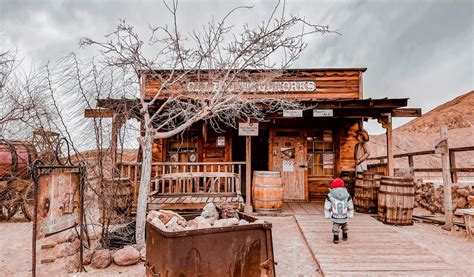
[313,109,333,117]
[239,123,259,136]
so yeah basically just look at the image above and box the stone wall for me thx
[415,181,474,214]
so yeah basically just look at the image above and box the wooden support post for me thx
[449,150,458,183]
[408,155,414,178]
[244,136,253,213]
[437,126,453,230]
[378,114,393,176]
[385,120,394,176]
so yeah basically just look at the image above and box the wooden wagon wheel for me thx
[20,181,35,221]
[2,190,21,220]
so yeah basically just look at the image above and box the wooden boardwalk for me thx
[281,203,457,276]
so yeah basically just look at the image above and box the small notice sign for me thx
[313,109,333,117]
[239,122,259,136]
[283,110,303,117]
[217,136,226,147]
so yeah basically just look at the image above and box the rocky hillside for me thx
[368,91,474,174]
[397,91,474,133]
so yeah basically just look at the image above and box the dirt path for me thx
[259,216,321,277]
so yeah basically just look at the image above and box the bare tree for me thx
[81,0,336,244]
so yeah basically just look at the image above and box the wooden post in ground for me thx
[378,114,394,176]
[244,136,253,213]
[436,125,453,230]
[449,150,458,183]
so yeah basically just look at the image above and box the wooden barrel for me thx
[354,172,381,214]
[252,171,283,213]
[0,141,37,180]
[378,176,415,225]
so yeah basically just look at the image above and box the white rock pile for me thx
[147,203,265,232]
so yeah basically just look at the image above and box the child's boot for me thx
[333,234,339,244]
[342,232,348,241]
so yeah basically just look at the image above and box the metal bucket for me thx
[145,213,275,277]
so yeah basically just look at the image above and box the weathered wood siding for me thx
[142,69,364,101]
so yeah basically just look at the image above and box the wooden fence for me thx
[367,146,474,182]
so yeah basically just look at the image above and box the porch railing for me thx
[116,161,245,209]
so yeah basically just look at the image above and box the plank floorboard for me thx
[294,209,455,276]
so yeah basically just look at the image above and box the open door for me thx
[270,130,306,201]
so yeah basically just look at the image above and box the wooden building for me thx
[87,68,421,212]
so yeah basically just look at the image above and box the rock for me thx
[165,216,186,232]
[455,197,466,208]
[91,249,112,269]
[201,203,219,225]
[64,254,81,273]
[83,248,95,266]
[55,241,78,258]
[140,247,146,261]
[213,218,239,227]
[132,243,145,252]
[147,210,185,224]
[468,195,474,207]
[113,246,140,266]
[217,202,240,220]
[151,218,167,230]
[187,216,212,229]
[239,219,249,225]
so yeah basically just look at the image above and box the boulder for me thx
[113,246,140,266]
[201,203,219,225]
[83,248,95,266]
[54,241,78,258]
[165,216,186,232]
[213,218,239,227]
[140,247,146,261]
[147,210,185,225]
[151,218,167,230]
[455,197,466,209]
[239,219,249,225]
[217,202,239,220]
[91,249,112,269]
[187,216,212,229]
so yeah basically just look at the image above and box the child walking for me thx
[324,178,354,244]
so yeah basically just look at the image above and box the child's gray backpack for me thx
[328,195,349,219]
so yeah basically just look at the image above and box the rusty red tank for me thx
[0,140,37,180]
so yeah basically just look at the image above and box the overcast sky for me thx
[1,0,473,135]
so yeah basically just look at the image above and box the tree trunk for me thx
[135,133,153,244]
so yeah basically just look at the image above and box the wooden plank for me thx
[84,108,113,118]
[287,202,307,214]
[391,108,422,117]
[293,211,453,276]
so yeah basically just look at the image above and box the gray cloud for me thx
[1,0,472,135]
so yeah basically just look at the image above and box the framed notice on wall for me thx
[238,122,259,136]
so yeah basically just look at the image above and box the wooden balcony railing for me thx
[116,161,245,209]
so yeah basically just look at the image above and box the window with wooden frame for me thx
[166,129,199,162]
[307,130,335,177]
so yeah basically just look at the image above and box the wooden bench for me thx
[455,208,474,238]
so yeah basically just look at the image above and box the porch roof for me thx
[94,97,420,117]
